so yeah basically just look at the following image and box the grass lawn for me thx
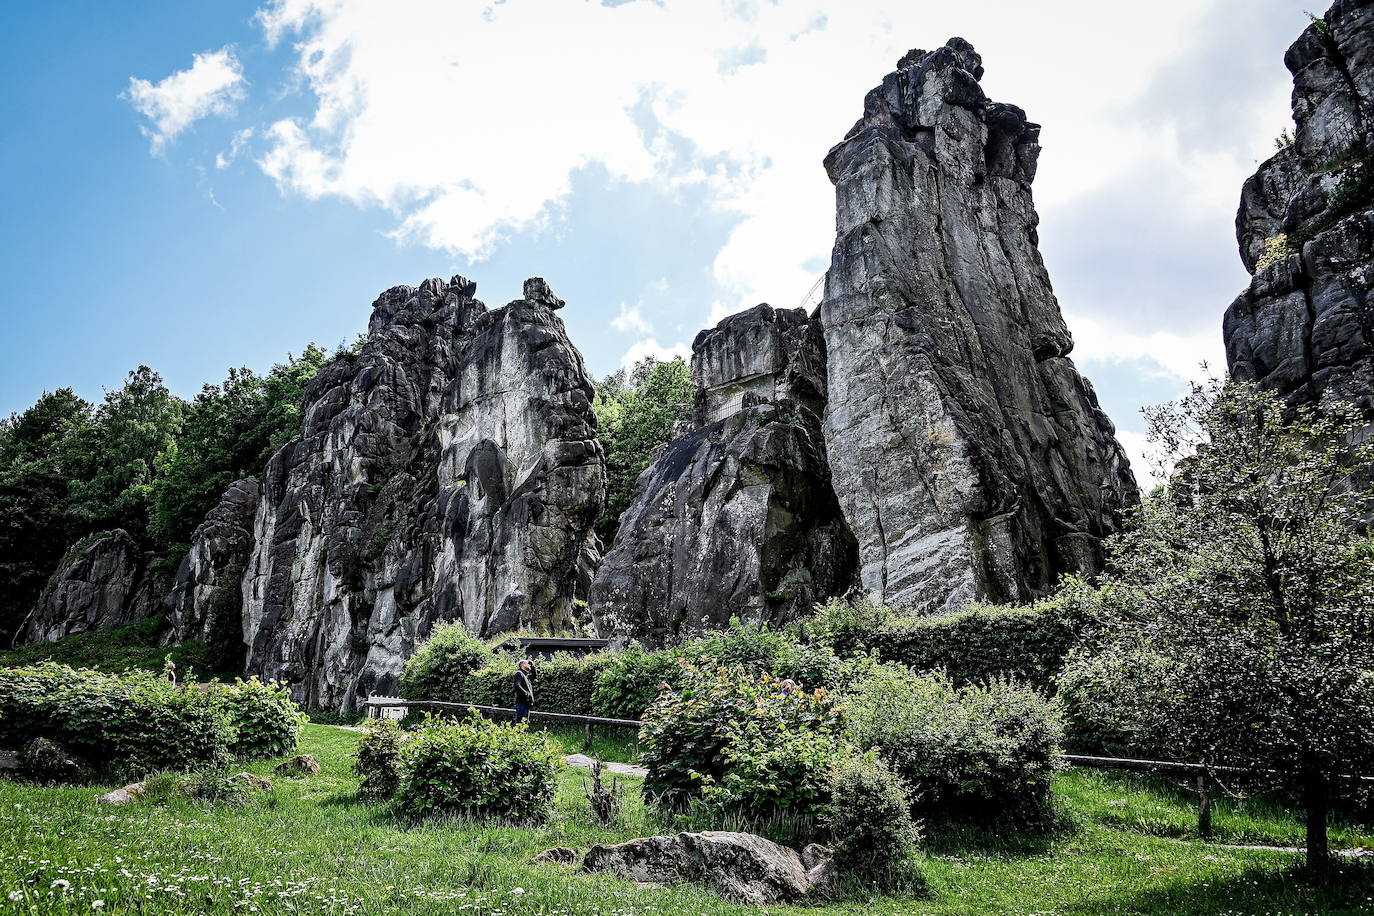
[1,724,1371,915]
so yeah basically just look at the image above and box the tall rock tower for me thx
[819,40,1137,613]
[1225,0,1374,409]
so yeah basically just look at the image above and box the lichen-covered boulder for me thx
[581,831,818,904]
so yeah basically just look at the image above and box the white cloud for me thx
[215,127,255,169]
[124,48,245,154]
[1065,310,1225,385]
[1115,428,1169,489]
[611,302,652,335]
[244,0,1301,335]
[620,338,690,369]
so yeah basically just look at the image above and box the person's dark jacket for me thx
[513,668,535,706]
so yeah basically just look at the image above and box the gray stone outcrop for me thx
[818,39,1137,613]
[1224,0,1374,410]
[591,304,857,647]
[19,530,161,644]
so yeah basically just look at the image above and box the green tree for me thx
[1062,379,1374,874]
[67,366,184,536]
[0,390,94,642]
[592,356,695,542]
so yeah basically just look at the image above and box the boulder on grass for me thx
[581,831,822,905]
[230,772,273,792]
[274,754,320,777]
[532,847,578,866]
[21,738,87,782]
[97,782,146,806]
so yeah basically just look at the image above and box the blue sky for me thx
[0,0,1316,480]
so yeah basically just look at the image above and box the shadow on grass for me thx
[1061,859,1374,916]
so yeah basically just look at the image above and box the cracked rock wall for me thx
[1224,0,1374,411]
[818,39,1138,613]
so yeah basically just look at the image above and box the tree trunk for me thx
[1301,756,1330,877]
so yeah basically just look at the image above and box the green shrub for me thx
[592,645,683,719]
[1056,646,1174,756]
[0,663,234,775]
[844,666,1062,827]
[216,678,306,759]
[400,623,494,700]
[354,718,406,799]
[638,664,845,811]
[699,724,849,827]
[394,714,559,823]
[799,583,1103,691]
[824,753,923,891]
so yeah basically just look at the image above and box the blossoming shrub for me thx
[215,677,306,760]
[638,664,846,820]
[393,714,559,823]
[843,665,1062,827]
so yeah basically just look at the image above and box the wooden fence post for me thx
[1196,774,1212,840]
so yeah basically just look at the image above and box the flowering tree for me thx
[1066,379,1374,873]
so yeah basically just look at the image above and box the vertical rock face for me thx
[592,304,857,647]
[163,479,261,669]
[819,39,1137,613]
[185,276,605,708]
[1224,0,1374,410]
[19,530,160,643]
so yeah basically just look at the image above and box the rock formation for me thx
[818,39,1137,613]
[19,530,162,644]
[172,276,605,709]
[591,304,857,647]
[1224,0,1374,409]
[163,479,260,670]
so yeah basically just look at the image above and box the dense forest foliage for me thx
[0,345,336,645]
[591,356,696,543]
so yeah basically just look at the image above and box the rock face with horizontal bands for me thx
[591,304,857,647]
[818,39,1137,614]
[1224,0,1374,410]
[183,276,606,709]
[19,529,161,644]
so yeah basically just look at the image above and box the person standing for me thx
[513,659,536,724]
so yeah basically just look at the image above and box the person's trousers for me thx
[515,702,530,723]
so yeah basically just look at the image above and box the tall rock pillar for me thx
[819,40,1137,613]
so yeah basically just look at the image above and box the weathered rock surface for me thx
[163,479,260,669]
[22,737,87,782]
[581,831,825,905]
[818,39,1137,613]
[96,781,146,806]
[592,304,857,646]
[214,276,604,709]
[532,846,579,866]
[1224,0,1374,410]
[19,530,162,644]
[274,754,320,777]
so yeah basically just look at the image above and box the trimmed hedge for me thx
[797,582,1106,691]
[399,623,494,701]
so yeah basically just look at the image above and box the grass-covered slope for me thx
[1,724,1371,915]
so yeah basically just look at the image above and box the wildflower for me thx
[51,880,71,891]
[92,903,105,910]
[8,891,22,902]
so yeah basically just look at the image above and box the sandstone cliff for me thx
[1224,0,1374,409]
[591,305,857,647]
[19,529,162,644]
[818,40,1138,613]
[171,277,605,708]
